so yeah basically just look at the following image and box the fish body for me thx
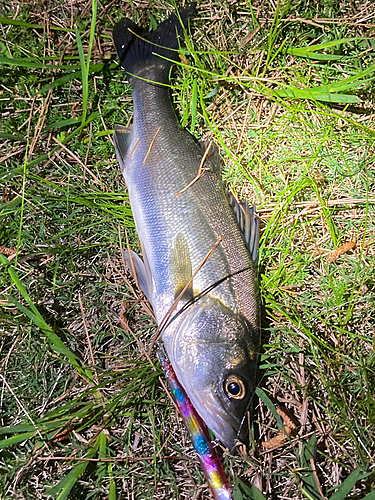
[113,5,260,450]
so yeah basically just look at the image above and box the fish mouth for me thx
[187,388,248,452]
[219,424,240,452]
[213,416,248,453]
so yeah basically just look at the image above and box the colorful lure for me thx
[157,346,232,500]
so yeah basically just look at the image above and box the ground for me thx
[0,0,375,499]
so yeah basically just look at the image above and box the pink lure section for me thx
[157,348,232,500]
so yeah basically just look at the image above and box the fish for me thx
[112,4,260,451]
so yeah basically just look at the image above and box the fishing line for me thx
[158,264,256,337]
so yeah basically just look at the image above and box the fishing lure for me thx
[157,346,232,500]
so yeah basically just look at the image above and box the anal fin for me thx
[124,249,151,300]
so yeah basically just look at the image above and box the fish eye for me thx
[224,375,246,400]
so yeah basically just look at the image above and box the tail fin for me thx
[113,4,196,86]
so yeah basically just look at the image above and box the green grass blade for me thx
[0,425,36,434]
[233,478,266,500]
[275,63,375,103]
[247,0,260,29]
[263,0,292,75]
[274,86,360,103]
[190,78,198,132]
[86,0,98,80]
[108,462,117,500]
[24,111,100,169]
[287,38,361,60]
[300,435,322,500]
[97,431,108,483]
[255,387,285,431]
[0,255,87,375]
[328,468,361,500]
[0,431,35,449]
[46,438,100,499]
[45,117,82,130]
[251,486,266,500]
[75,26,88,125]
[1,255,46,318]
[5,293,84,369]
[0,56,78,69]
[37,63,114,94]
[74,0,97,125]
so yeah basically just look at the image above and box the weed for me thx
[1,0,374,499]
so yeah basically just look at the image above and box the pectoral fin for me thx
[123,249,152,300]
[227,191,259,267]
[114,124,132,164]
[170,233,194,301]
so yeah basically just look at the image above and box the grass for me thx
[0,0,375,498]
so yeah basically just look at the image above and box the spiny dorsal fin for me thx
[227,189,259,267]
[170,233,194,300]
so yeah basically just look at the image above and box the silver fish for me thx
[113,4,260,451]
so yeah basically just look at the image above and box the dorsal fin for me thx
[227,190,259,266]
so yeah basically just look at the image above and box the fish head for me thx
[168,296,259,451]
